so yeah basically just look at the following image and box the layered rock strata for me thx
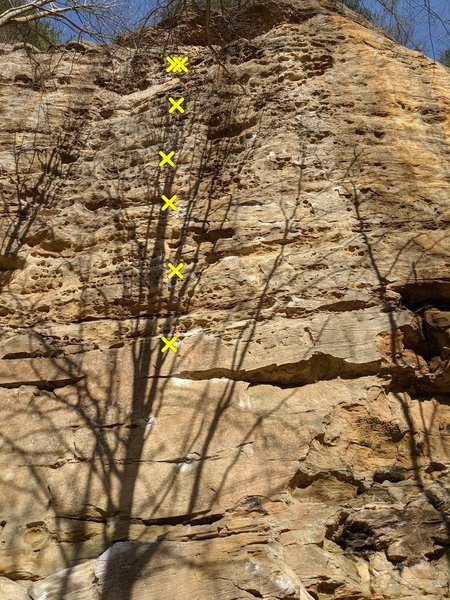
[0,1,449,598]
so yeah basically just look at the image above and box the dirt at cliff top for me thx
[119,0,376,47]
[0,0,449,599]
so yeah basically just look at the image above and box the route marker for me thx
[159,150,175,167]
[161,336,178,353]
[166,56,189,73]
[168,97,185,114]
[168,262,184,280]
[162,195,177,211]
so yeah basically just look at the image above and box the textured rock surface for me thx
[0,0,449,598]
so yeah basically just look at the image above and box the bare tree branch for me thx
[0,0,117,31]
[10,7,82,24]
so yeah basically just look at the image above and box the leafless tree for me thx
[0,0,119,39]
[138,0,449,62]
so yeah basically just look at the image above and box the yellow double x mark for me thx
[166,56,189,73]
[161,195,177,211]
[168,97,185,114]
[168,262,184,280]
[161,336,177,353]
[159,150,175,167]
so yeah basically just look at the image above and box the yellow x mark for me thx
[166,56,189,73]
[159,150,175,167]
[168,262,184,280]
[161,195,177,211]
[161,336,178,353]
[168,97,185,114]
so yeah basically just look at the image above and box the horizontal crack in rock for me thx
[180,355,382,386]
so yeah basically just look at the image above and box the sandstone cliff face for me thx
[0,1,449,598]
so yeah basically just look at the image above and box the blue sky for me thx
[55,0,449,61]
[366,0,450,59]
[124,0,449,59]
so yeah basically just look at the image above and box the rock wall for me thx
[0,1,449,598]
